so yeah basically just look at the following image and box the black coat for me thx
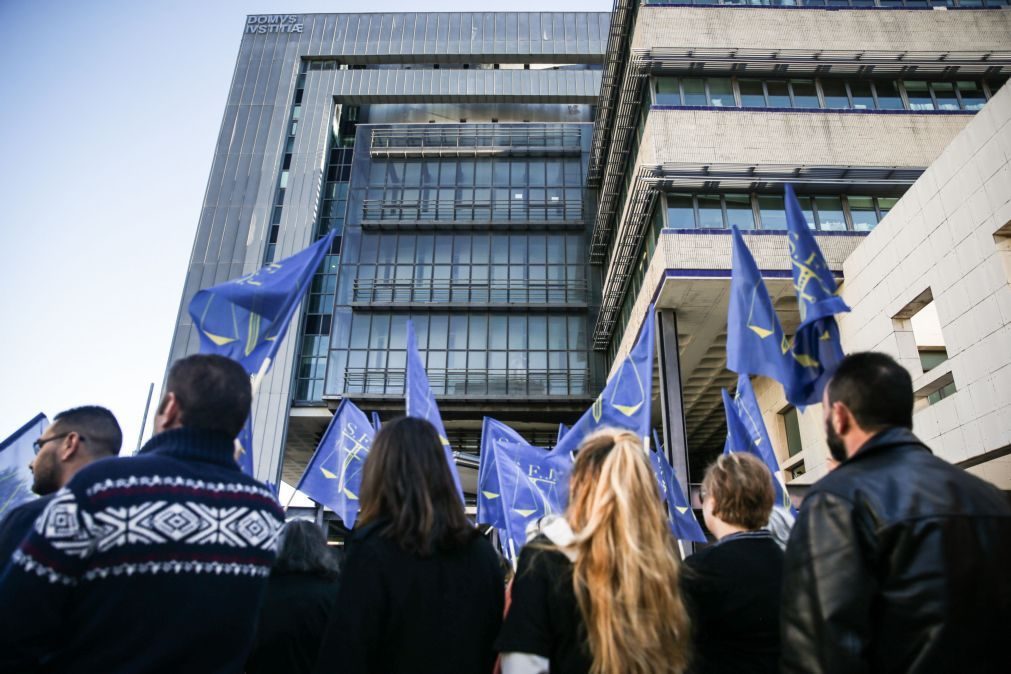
[314,522,505,674]
[781,427,1011,674]
[682,531,783,674]
[246,572,340,674]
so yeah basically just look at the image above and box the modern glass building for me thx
[166,12,610,498]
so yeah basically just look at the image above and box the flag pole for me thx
[135,382,155,454]
[250,357,272,397]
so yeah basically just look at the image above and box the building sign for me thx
[246,15,303,34]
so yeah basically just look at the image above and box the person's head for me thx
[824,352,913,462]
[700,452,774,538]
[565,428,690,674]
[31,406,122,495]
[358,416,474,556]
[156,354,251,437]
[272,519,340,579]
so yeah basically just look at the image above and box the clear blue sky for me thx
[0,0,611,452]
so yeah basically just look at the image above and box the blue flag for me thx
[723,389,792,513]
[733,375,796,513]
[478,417,572,534]
[785,185,850,325]
[785,185,849,405]
[405,320,464,501]
[370,412,382,432]
[477,417,526,531]
[556,423,569,445]
[555,307,656,457]
[649,430,706,543]
[235,415,255,476]
[490,437,568,559]
[189,230,335,478]
[0,413,48,520]
[726,226,791,386]
[188,229,336,375]
[296,398,374,528]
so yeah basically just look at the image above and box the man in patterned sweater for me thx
[0,355,286,673]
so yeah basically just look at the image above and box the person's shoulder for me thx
[517,535,572,575]
[7,493,53,520]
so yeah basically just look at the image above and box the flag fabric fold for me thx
[723,387,794,514]
[405,320,464,501]
[235,415,255,476]
[733,375,796,513]
[0,413,48,519]
[784,184,849,405]
[726,227,791,387]
[188,230,336,375]
[485,432,568,559]
[296,398,374,528]
[649,431,706,543]
[188,229,336,476]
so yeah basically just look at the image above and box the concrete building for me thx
[594,1,1011,500]
[166,12,611,498]
[168,6,1011,517]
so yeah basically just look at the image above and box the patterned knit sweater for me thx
[0,427,285,674]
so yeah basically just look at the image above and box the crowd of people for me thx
[0,351,1009,673]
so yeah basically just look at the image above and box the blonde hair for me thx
[565,428,691,674]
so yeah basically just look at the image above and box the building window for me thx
[664,192,900,232]
[650,75,1003,113]
[788,462,806,481]
[781,407,803,458]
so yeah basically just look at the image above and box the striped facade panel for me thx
[330,69,602,104]
[631,6,1011,53]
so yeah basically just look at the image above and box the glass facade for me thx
[324,123,597,401]
[664,192,898,231]
[653,76,1006,112]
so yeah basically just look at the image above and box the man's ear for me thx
[58,433,82,462]
[833,401,854,436]
[156,392,183,431]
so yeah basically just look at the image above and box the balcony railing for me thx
[370,125,583,157]
[360,197,585,224]
[351,279,589,306]
[343,368,593,396]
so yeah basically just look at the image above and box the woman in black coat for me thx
[246,519,341,674]
[314,417,505,674]
[681,452,784,674]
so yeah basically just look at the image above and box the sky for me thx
[0,0,612,454]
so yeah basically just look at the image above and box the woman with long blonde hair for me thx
[496,428,691,674]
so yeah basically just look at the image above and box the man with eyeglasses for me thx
[0,354,284,674]
[0,406,121,564]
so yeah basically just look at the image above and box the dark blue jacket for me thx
[0,494,53,568]
[0,428,285,674]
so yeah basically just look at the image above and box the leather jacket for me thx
[781,427,1011,674]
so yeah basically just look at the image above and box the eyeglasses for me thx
[32,433,85,454]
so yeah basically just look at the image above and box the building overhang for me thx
[591,163,919,350]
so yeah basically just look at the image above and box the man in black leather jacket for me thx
[781,352,1011,673]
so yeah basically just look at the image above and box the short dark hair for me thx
[358,417,475,556]
[273,520,340,579]
[827,352,914,431]
[702,452,774,530]
[164,354,251,437]
[51,406,122,457]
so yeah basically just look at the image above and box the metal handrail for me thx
[352,279,589,305]
[360,197,585,222]
[370,125,584,152]
[343,368,593,396]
